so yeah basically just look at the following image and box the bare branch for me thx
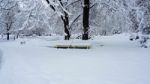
[69,13,82,29]
[65,0,81,8]
[1,2,18,10]
[90,3,98,9]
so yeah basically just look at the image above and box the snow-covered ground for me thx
[0,34,150,84]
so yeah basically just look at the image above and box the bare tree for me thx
[0,0,18,40]
[45,0,81,40]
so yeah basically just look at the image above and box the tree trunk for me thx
[63,12,70,40]
[59,0,70,40]
[82,0,90,40]
[7,32,9,40]
[46,0,71,40]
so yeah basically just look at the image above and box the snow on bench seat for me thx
[54,40,91,49]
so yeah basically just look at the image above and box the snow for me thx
[0,34,150,84]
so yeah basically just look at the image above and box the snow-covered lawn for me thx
[0,34,150,84]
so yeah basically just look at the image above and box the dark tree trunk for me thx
[7,32,9,40]
[6,27,10,40]
[59,0,70,40]
[82,0,90,40]
[16,33,19,39]
[63,12,70,40]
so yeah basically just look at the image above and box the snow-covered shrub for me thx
[129,33,139,41]
[20,41,26,45]
[142,27,150,35]
[31,28,47,36]
[138,27,150,48]
[139,35,150,48]
[0,34,16,40]
[111,28,122,35]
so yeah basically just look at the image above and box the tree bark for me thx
[59,0,70,40]
[63,12,70,40]
[7,32,9,40]
[82,0,90,40]
[6,24,10,40]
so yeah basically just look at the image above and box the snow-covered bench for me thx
[54,41,91,49]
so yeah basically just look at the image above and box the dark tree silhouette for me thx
[82,0,90,40]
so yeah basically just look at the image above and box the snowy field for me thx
[0,34,150,84]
